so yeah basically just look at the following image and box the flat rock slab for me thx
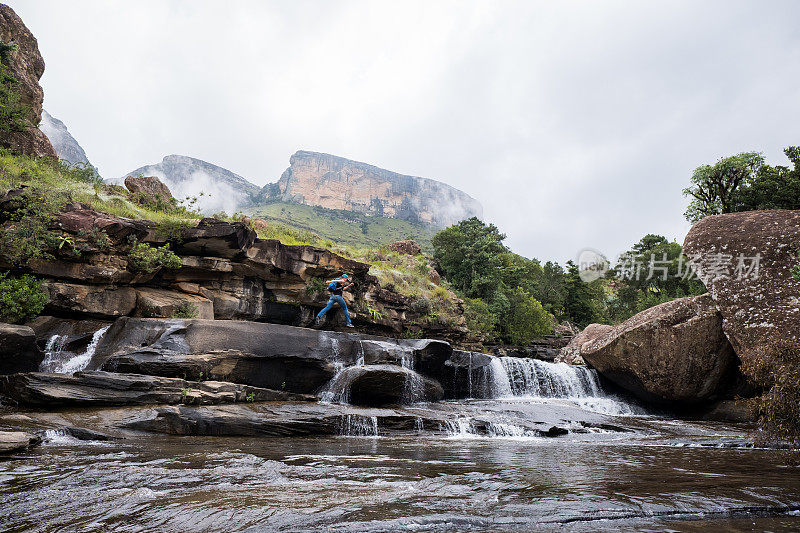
[0,371,316,408]
[0,431,41,454]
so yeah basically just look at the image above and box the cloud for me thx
[10,0,800,262]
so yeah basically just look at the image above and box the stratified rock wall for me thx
[0,4,56,157]
[268,151,483,227]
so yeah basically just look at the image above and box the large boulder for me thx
[556,324,613,365]
[0,371,314,407]
[683,210,800,357]
[0,5,56,157]
[0,323,44,374]
[388,240,421,256]
[582,294,736,404]
[124,175,174,205]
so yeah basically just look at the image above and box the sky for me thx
[9,0,800,263]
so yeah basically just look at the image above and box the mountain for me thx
[260,150,482,227]
[119,155,261,214]
[39,110,97,172]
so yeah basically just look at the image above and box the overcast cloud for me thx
[9,0,800,262]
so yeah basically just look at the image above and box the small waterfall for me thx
[444,418,475,437]
[490,357,602,398]
[39,326,110,375]
[320,366,356,404]
[355,340,365,366]
[339,414,378,436]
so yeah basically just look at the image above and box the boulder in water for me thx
[582,294,736,404]
[0,323,44,374]
[556,324,613,365]
[683,209,800,357]
[0,431,41,454]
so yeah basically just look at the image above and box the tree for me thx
[432,217,508,300]
[734,147,800,212]
[503,287,552,345]
[563,261,605,327]
[682,152,764,223]
[607,234,705,322]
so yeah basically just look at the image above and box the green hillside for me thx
[242,201,437,251]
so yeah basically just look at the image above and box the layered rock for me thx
[4,196,463,340]
[581,294,736,405]
[683,209,800,357]
[0,5,56,157]
[263,151,482,227]
[0,370,314,407]
[93,318,454,396]
[0,323,44,374]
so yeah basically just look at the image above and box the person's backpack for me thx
[327,281,339,293]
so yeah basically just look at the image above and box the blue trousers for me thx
[317,295,352,324]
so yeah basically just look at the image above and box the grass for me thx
[243,201,436,251]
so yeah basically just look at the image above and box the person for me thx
[315,274,355,327]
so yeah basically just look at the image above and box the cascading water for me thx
[39,326,110,375]
[339,414,378,436]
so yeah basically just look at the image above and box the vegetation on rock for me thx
[683,147,800,223]
[0,272,47,323]
[740,341,800,453]
[0,40,29,134]
[127,242,182,273]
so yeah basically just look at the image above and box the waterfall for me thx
[495,357,602,398]
[39,326,110,375]
[339,415,378,436]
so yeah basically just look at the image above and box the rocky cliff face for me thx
[0,192,467,343]
[264,151,483,227]
[0,4,56,158]
[119,155,261,214]
[39,110,97,171]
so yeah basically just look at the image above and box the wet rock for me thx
[0,5,57,157]
[683,209,800,357]
[0,431,41,454]
[91,318,362,393]
[134,288,214,319]
[330,365,444,406]
[176,218,255,259]
[44,282,137,319]
[556,324,613,365]
[582,294,736,405]
[124,175,174,205]
[442,350,496,398]
[360,337,453,379]
[0,323,44,374]
[388,240,421,255]
[0,371,315,407]
[702,399,754,423]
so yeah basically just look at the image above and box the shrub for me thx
[740,341,800,453]
[127,243,183,273]
[0,273,48,323]
[463,297,497,343]
[0,41,29,134]
[171,302,198,319]
[792,250,800,281]
[305,277,326,296]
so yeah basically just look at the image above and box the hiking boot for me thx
[346,323,354,328]
[314,317,322,327]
